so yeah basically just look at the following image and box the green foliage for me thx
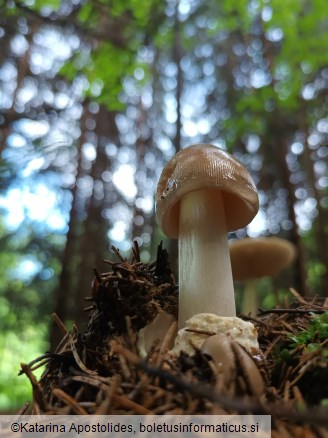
[0,228,61,337]
[0,324,48,411]
[109,0,161,26]
[61,45,137,111]
[262,287,290,309]
[301,229,327,292]
[86,43,139,108]
[261,0,328,105]
[307,262,327,292]
[271,313,328,370]
[216,0,328,150]
[271,345,293,368]
[289,312,328,347]
[206,0,257,34]
[32,0,61,12]
[59,0,165,110]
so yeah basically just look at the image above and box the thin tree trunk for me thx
[49,105,88,350]
[131,101,149,246]
[168,9,183,278]
[73,106,119,331]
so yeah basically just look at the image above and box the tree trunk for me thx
[49,105,88,351]
[73,105,120,331]
[168,8,183,278]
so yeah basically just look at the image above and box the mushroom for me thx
[201,333,265,396]
[155,144,260,353]
[137,311,177,358]
[230,237,296,315]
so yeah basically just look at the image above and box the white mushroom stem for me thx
[178,188,236,328]
[242,279,258,315]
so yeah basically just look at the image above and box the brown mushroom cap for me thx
[156,144,259,238]
[230,237,296,280]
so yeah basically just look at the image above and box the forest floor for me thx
[17,243,328,438]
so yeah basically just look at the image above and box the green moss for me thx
[289,312,328,347]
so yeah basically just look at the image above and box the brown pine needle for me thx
[68,335,98,376]
[51,313,69,335]
[53,388,88,415]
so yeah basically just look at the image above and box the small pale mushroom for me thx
[155,144,260,354]
[137,311,177,358]
[230,237,296,315]
[201,333,265,397]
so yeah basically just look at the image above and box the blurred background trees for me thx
[0,0,327,409]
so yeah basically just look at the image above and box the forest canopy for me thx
[0,0,328,410]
